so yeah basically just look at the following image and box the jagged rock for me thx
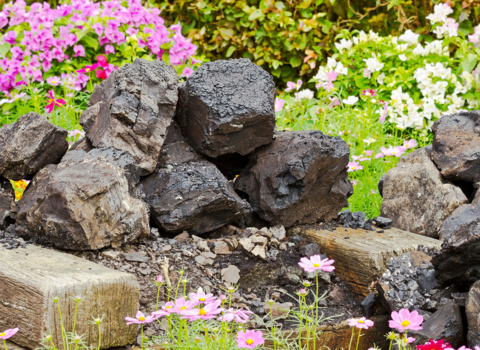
[373,216,393,228]
[221,265,241,284]
[15,148,150,250]
[411,300,464,348]
[432,190,480,286]
[141,140,251,235]
[300,243,321,258]
[80,58,178,175]
[235,130,352,227]
[431,111,480,184]
[0,112,68,180]
[69,137,94,152]
[175,58,276,158]
[0,176,15,228]
[361,293,377,318]
[466,280,480,347]
[380,146,467,238]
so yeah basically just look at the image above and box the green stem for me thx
[348,327,355,350]
[97,323,101,350]
[71,301,79,350]
[156,284,161,311]
[140,324,144,350]
[4,339,8,350]
[388,338,393,350]
[355,328,362,350]
[313,271,319,350]
[174,271,184,300]
[55,301,68,350]
[49,339,58,350]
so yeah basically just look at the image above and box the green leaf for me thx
[226,46,236,57]
[289,56,302,67]
[0,43,11,58]
[218,27,234,40]
[274,1,285,10]
[458,20,473,37]
[461,53,477,73]
[84,36,98,51]
[272,60,281,70]
[248,9,263,21]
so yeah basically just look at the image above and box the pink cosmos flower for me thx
[457,347,472,350]
[219,294,228,302]
[73,45,85,57]
[329,96,340,107]
[375,146,405,159]
[389,309,423,332]
[68,129,85,138]
[181,299,224,321]
[151,301,174,318]
[45,90,66,113]
[365,150,373,156]
[237,330,264,349]
[298,255,335,273]
[347,317,374,329]
[347,161,363,172]
[125,311,158,325]
[402,139,418,149]
[189,289,216,305]
[77,64,98,74]
[105,44,115,55]
[275,98,285,112]
[218,308,253,324]
[352,155,369,162]
[0,328,19,340]
[351,179,358,186]
[370,189,375,194]
[46,76,61,86]
[285,79,302,92]
[299,289,308,296]
[170,297,196,314]
[180,66,193,77]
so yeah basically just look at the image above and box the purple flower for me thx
[73,44,85,57]
[180,66,193,77]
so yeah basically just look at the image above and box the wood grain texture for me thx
[0,245,140,349]
[292,226,441,296]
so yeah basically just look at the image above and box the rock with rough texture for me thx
[16,148,150,250]
[141,141,251,235]
[380,146,468,238]
[221,265,241,284]
[175,58,276,158]
[80,58,178,175]
[69,137,94,152]
[235,130,352,227]
[0,244,139,350]
[0,113,68,180]
[466,280,480,347]
[0,176,15,228]
[431,111,480,183]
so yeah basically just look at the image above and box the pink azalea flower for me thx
[347,317,374,329]
[329,96,340,107]
[285,79,302,92]
[363,69,372,78]
[96,55,108,67]
[191,58,201,65]
[379,101,388,123]
[298,255,335,273]
[73,45,85,57]
[125,311,158,325]
[180,66,193,77]
[326,70,337,82]
[237,330,264,349]
[389,309,423,332]
[218,308,253,324]
[105,44,115,55]
[96,69,107,79]
[402,139,418,149]
[170,22,182,32]
[45,90,66,113]
[3,31,17,44]
[275,98,285,112]
[347,161,363,172]
[77,64,98,74]
[0,328,19,340]
[46,76,61,86]
[181,299,224,321]
[126,27,138,36]
[189,289,216,305]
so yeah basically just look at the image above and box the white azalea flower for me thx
[295,89,314,100]
[377,73,385,85]
[335,38,353,53]
[364,57,384,72]
[399,30,420,46]
[343,96,359,105]
[399,54,407,61]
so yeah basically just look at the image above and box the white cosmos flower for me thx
[364,57,384,72]
[294,89,314,100]
[343,96,359,105]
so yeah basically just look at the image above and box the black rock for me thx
[361,293,376,318]
[373,216,393,228]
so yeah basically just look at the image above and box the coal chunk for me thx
[339,210,366,229]
[80,58,178,175]
[235,130,352,227]
[141,141,251,235]
[373,216,393,228]
[361,293,376,318]
[0,113,68,180]
[0,176,15,229]
[380,146,467,238]
[175,58,276,158]
[432,111,480,184]
[16,148,150,250]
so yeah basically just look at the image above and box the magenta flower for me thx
[46,76,61,86]
[347,317,374,329]
[181,299,224,321]
[218,308,253,324]
[3,31,17,44]
[126,27,138,36]
[298,255,335,273]
[275,98,285,112]
[189,289,216,305]
[73,45,85,57]
[370,189,375,194]
[347,161,363,172]
[45,90,66,113]
[125,311,158,325]
[285,79,302,92]
[0,328,19,340]
[77,64,98,74]
[299,289,308,296]
[389,309,423,332]
[180,66,193,78]
[97,55,109,68]
[403,139,418,149]
[362,89,376,97]
[237,330,265,349]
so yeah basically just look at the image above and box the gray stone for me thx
[121,252,150,263]
[380,146,467,238]
[0,176,15,229]
[300,243,321,258]
[175,58,276,158]
[69,137,93,152]
[80,58,178,175]
[221,265,241,284]
[235,131,352,227]
[0,113,68,180]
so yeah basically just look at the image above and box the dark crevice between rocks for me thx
[206,153,249,180]
[450,180,477,203]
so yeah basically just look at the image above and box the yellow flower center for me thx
[199,308,206,316]
[351,166,356,170]
[0,333,6,337]
[199,298,205,302]
[246,339,254,345]
[85,68,91,72]
[48,99,54,103]
[313,263,320,267]
[358,320,364,324]
[138,317,145,321]
[401,320,410,327]
[165,306,172,310]
[181,306,187,310]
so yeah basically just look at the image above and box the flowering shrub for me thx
[0,0,199,125]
